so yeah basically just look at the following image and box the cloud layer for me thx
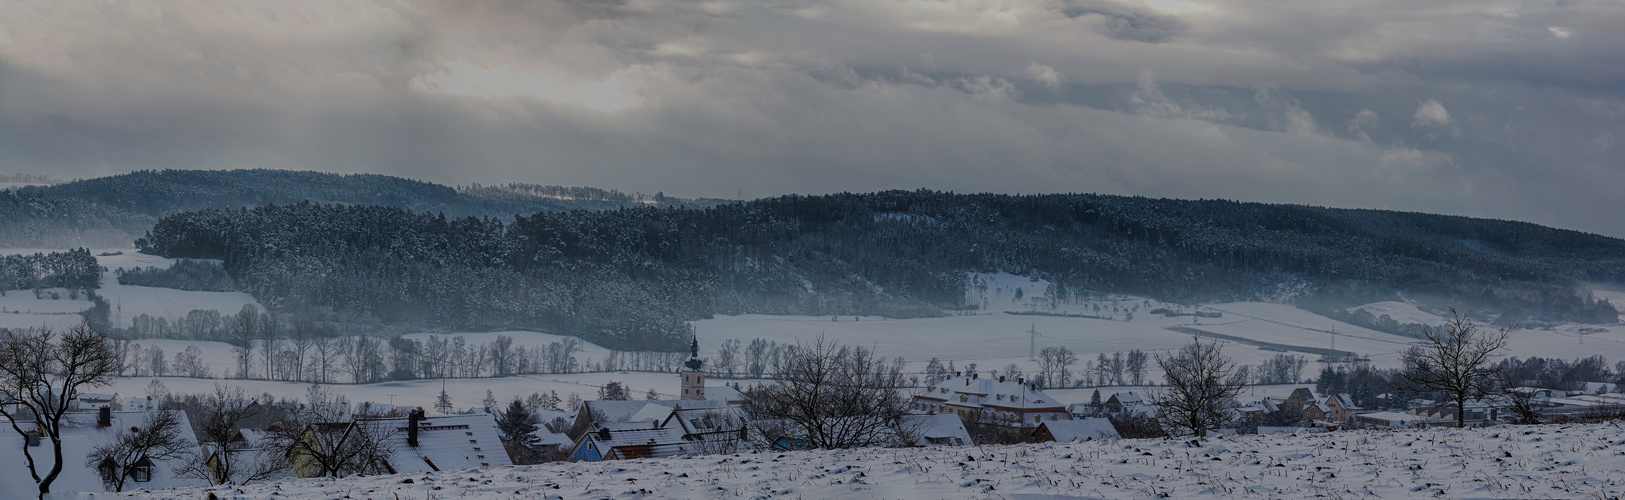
[1,0,1622,236]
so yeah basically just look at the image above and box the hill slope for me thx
[0,169,716,247]
[135,191,1624,350]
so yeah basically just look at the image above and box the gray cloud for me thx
[0,0,1622,237]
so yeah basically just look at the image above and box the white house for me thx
[912,373,1071,426]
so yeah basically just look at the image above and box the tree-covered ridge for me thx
[0,248,102,291]
[136,191,1622,349]
[0,169,717,247]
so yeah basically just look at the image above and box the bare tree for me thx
[229,306,256,379]
[716,339,741,378]
[257,310,280,380]
[288,320,316,382]
[176,384,288,485]
[268,384,394,478]
[744,337,911,449]
[85,410,194,492]
[1151,335,1245,438]
[0,322,121,498]
[308,333,339,385]
[1125,349,1148,386]
[1400,310,1510,428]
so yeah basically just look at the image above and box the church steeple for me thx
[685,336,703,371]
[680,334,705,400]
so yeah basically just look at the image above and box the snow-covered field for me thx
[93,250,264,329]
[105,422,1625,499]
[7,259,1625,422]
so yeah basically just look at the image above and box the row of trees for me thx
[113,259,237,291]
[0,249,101,293]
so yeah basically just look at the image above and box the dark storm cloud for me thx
[0,0,1621,237]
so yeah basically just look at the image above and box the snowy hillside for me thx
[107,423,1625,499]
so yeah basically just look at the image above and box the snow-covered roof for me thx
[584,399,727,424]
[1109,392,1142,405]
[705,385,747,403]
[1,411,207,497]
[1332,394,1361,410]
[365,413,512,473]
[533,431,572,447]
[1036,418,1120,442]
[898,413,972,446]
[914,375,1066,412]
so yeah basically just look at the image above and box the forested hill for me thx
[137,191,1624,350]
[0,169,716,247]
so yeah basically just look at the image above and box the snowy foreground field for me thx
[103,423,1625,499]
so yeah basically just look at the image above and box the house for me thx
[567,399,730,443]
[1407,397,1510,426]
[1032,418,1120,443]
[74,393,117,411]
[372,410,512,473]
[1101,392,1147,417]
[897,413,973,447]
[1301,400,1331,424]
[1280,388,1315,413]
[569,405,754,462]
[913,373,1071,426]
[537,432,573,458]
[704,384,750,406]
[201,426,293,485]
[1352,411,1448,429]
[1323,394,1363,424]
[0,409,206,497]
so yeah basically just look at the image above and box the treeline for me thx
[1497,355,1620,392]
[115,259,238,291]
[117,305,592,383]
[136,191,1625,349]
[0,248,101,292]
[0,169,716,247]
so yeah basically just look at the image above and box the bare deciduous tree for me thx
[86,410,194,492]
[1400,310,1510,428]
[267,384,395,478]
[744,337,911,449]
[176,383,288,485]
[1151,335,1245,438]
[0,322,121,499]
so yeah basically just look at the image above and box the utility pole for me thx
[1028,323,1041,361]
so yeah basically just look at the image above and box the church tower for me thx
[680,337,705,400]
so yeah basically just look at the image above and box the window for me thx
[131,464,152,482]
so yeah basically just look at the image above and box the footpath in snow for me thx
[105,422,1625,499]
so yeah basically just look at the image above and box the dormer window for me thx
[130,457,154,482]
[959,395,968,403]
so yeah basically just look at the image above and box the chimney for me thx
[999,376,1005,382]
[972,373,978,379]
[407,408,424,447]
[25,428,39,447]
[955,371,961,377]
[98,406,111,428]
[598,428,611,441]
[1017,377,1024,384]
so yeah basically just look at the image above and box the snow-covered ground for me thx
[103,422,1625,499]
[93,250,264,329]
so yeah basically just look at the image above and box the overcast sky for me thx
[2,1,1622,235]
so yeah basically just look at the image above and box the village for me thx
[6,332,1622,498]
